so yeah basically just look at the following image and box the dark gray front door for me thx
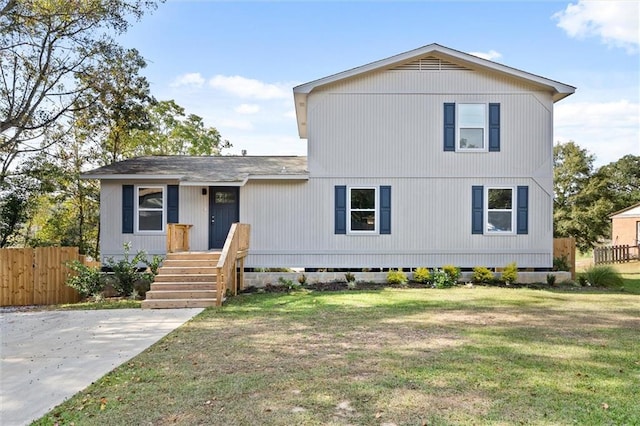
[209,187,239,249]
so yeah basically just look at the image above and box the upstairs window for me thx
[137,186,164,232]
[458,104,486,150]
[349,188,376,232]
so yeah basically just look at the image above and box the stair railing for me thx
[215,223,251,306]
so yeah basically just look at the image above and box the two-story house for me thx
[85,43,575,271]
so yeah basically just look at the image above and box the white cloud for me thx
[554,99,640,166]
[468,50,503,61]
[553,0,639,54]
[170,72,205,88]
[209,75,290,100]
[235,103,261,114]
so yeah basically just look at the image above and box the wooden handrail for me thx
[215,223,251,306]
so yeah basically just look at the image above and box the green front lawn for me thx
[34,287,640,425]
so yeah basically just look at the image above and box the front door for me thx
[209,187,239,249]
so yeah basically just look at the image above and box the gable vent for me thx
[390,56,471,71]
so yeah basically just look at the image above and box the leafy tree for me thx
[0,0,159,184]
[553,141,614,252]
[553,143,640,251]
[130,100,231,157]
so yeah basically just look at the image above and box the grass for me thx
[32,287,640,426]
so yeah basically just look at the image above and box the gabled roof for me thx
[610,201,640,219]
[293,43,576,138]
[82,156,308,186]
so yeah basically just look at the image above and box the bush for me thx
[581,265,624,288]
[104,242,160,297]
[65,260,104,298]
[387,269,408,286]
[546,274,556,286]
[432,269,456,288]
[502,262,518,284]
[442,265,461,282]
[472,266,494,283]
[413,267,431,284]
[553,255,571,272]
[344,272,356,283]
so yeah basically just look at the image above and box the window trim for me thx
[485,186,515,234]
[348,186,378,234]
[135,185,166,233]
[457,103,488,152]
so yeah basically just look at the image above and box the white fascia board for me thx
[248,174,309,180]
[81,174,184,180]
[180,177,249,187]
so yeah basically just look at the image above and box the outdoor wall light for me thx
[201,188,207,196]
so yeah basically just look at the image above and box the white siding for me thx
[242,178,552,269]
[99,182,209,260]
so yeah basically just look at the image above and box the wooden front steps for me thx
[141,251,223,309]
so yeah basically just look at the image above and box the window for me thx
[486,187,513,233]
[349,188,376,232]
[444,103,500,152]
[137,186,164,232]
[458,104,486,150]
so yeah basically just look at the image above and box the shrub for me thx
[104,242,160,297]
[278,276,300,291]
[65,260,104,298]
[344,272,356,283]
[387,269,408,286]
[577,275,589,286]
[298,274,307,285]
[472,266,494,283]
[553,255,571,272]
[432,269,456,288]
[502,262,518,284]
[413,267,431,284]
[546,274,556,286]
[442,265,461,282]
[581,265,624,288]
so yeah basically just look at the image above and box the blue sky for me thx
[120,0,639,167]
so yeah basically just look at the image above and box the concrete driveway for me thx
[0,308,203,426]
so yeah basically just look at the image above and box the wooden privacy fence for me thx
[0,247,92,307]
[594,245,638,265]
[553,237,576,279]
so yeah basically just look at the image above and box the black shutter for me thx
[488,103,500,152]
[335,186,346,234]
[122,185,134,234]
[380,186,391,234]
[517,186,528,235]
[444,103,456,151]
[472,186,484,234]
[167,185,179,224]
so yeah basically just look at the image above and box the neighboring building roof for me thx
[82,156,309,186]
[293,43,576,138]
[610,202,640,219]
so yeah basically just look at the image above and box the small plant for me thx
[413,267,431,284]
[65,260,104,298]
[432,269,456,288]
[386,269,408,286]
[546,274,556,286]
[103,242,159,297]
[553,255,571,272]
[502,262,518,285]
[344,272,356,283]
[278,276,300,291]
[442,265,461,283]
[577,274,589,286]
[472,266,494,284]
[581,265,623,288]
[297,274,307,285]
